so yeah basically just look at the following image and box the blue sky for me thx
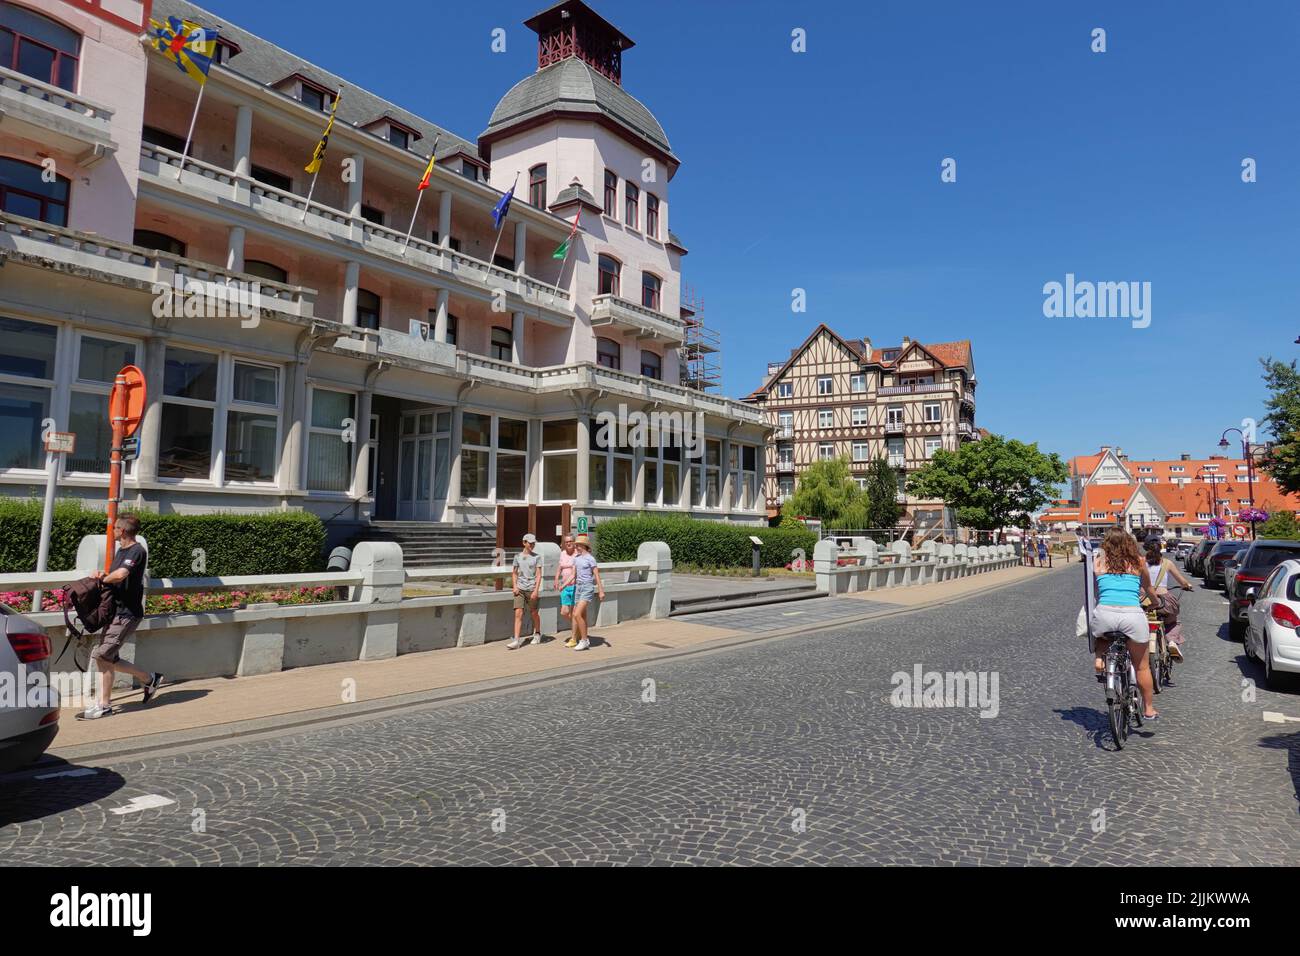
[206,0,1300,463]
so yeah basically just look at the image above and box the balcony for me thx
[775,425,794,439]
[590,294,685,347]
[879,383,951,396]
[0,211,317,323]
[0,66,116,165]
[887,455,906,469]
[776,458,796,473]
[137,144,573,323]
[957,421,978,440]
[962,388,976,407]
[885,419,906,435]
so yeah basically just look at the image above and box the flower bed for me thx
[0,586,338,616]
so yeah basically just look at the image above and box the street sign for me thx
[110,365,147,438]
[121,435,140,461]
[576,516,588,534]
[1232,524,1248,539]
[44,431,75,454]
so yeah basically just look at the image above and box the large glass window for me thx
[603,170,617,217]
[244,260,288,284]
[641,350,661,380]
[159,348,217,479]
[0,2,80,91]
[642,273,661,311]
[461,412,491,498]
[624,182,639,229]
[307,388,355,492]
[357,289,381,330]
[542,419,577,501]
[0,316,56,470]
[0,158,69,226]
[133,230,187,257]
[598,254,620,297]
[225,362,279,482]
[646,193,659,238]
[67,334,137,474]
[496,417,528,500]
[491,326,512,362]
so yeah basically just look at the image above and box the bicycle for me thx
[1146,611,1173,693]
[1103,630,1144,749]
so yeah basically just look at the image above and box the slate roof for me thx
[480,57,676,161]
[153,0,479,165]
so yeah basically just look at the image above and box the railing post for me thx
[350,541,404,661]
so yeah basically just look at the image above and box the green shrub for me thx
[0,499,326,576]
[593,514,817,569]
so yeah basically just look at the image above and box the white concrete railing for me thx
[813,538,1019,595]
[1,539,672,685]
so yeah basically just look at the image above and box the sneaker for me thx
[76,705,115,720]
[141,672,164,705]
[530,632,543,646]
[506,637,523,650]
[564,636,578,648]
[574,638,590,651]
[1169,643,1183,660]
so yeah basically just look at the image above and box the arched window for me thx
[641,272,662,311]
[133,230,187,257]
[529,164,546,207]
[641,349,661,380]
[624,182,639,229]
[491,326,512,362]
[596,337,621,370]
[598,254,620,297]
[244,260,288,284]
[0,157,69,226]
[357,288,381,329]
[0,2,80,91]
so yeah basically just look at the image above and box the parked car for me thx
[1222,547,1250,595]
[0,604,58,773]
[1205,540,1247,588]
[1227,540,1300,640]
[1175,541,1195,562]
[1244,558,1300,688]
[1187,538,1218,577]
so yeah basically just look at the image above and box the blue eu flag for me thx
[492,186,515,230]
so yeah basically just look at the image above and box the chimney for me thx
[901,336,911,348]
[861,337,872,358]
[1180,453,1190,461]
[767,362,781,376]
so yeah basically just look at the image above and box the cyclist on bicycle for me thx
[1144,539,1192,660]
[1091,528,1164,720]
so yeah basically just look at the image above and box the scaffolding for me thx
[678,283,722,391]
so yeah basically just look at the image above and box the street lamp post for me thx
[1219,428,1256,541]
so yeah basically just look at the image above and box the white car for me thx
[0,604,59,773]
[1244,558,1300,690]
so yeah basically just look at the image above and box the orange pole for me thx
[105,372,127,572]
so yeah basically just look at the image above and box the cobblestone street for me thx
[2,568,1297,865]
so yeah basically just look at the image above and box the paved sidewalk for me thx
[46,560,1060,758]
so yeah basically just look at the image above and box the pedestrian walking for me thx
[555,532,579,647]
[506,533,543,649]
[1037,537,1049,568]
[570,534,605,652]
[78,514,163,720]
[1025,536,1036,567]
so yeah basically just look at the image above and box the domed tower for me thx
[481,1,684,374]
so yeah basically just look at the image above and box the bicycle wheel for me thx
[1108,700,1126,749]
[1128,685,1144,729]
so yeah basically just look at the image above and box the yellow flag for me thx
[305,92,341,174]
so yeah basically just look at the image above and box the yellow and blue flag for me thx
[147,17,219,85]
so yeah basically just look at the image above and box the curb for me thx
[9,564,1065,776]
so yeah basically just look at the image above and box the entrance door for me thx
[398,409,452,521]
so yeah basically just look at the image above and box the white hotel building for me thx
[0,0,768,547]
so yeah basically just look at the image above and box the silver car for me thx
[1244,558,1300,690]
[0,604,59,773]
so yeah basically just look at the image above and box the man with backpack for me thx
[78,514,163,720]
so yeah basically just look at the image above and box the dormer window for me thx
[388,127,409,149]
[882,349,900,362]
[212,38,240,65]
[300,86,325,112]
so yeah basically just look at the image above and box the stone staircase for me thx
[347,522,500,569]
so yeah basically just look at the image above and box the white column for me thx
[342,260,360,326]
[514,221,527,274]
[284,358,309,494]
[433,288,450,342]
[576,412,590,507]
[446,405,464,513]
[720,433,733,512]
[233,104,252,203]
[226,225,245,273]
[352,388,373,499]
[527,418,542,504]
[511,310,525,365]
[633,440,645,508]
[347,153,365,242]
[438,190,452,247]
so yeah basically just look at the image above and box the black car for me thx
[1205,540,1247,588]
[1226,539,1300,639]
[1187,538,1217,576]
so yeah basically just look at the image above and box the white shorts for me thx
[1090,605,1149,652]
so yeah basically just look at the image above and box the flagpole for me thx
[302,86,342,223]
[175,81,206,180]
[402,134,440,256]
[488,171,519,268]
[301,168,321,223]
[549,226,577,302]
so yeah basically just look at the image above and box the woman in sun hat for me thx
[570,534,605,652]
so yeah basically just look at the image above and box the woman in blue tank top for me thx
[1091,528,1163,720]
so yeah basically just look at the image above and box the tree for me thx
[1259,509,1300,539]
[1259,358,1300,495]
[781,457,871,528]
[864,457,902,530]
[905,434,1068,541]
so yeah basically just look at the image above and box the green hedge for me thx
[593,514,817,569]
[0,500,326,576]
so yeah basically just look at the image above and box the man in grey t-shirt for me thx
[507,533,544,649]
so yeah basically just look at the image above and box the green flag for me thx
[552,208,580,259]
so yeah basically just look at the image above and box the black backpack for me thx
[61,576,118,637]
